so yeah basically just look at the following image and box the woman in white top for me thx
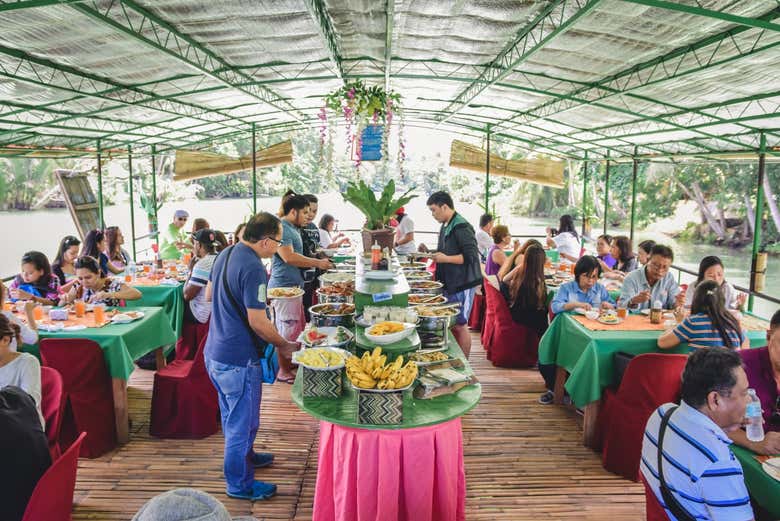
[393,207,416,255]
[0,283,38,351]
[545,214,581,262]
[684,256,746,310]
[317,214,349,249]
[0,313,44,429]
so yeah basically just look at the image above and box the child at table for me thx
[0,283,38,351]
[7,251,60,306]
[59,256,141,307]
[551,255,615,315]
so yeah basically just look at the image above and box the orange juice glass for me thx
[182,252,192,265]
[2,302,12,312]
[124,274,133,283]
[143,264,151,274]
[617,307,628,319]
[74,300,86,317]
[33,305,44,321]
[93,304,106,325]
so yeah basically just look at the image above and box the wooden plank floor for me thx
[72,332,645,520]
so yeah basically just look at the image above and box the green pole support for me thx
[748,132,766,313]
[252,122,257,214]
[630,147,638,244]
[151,144,159,251]
[96,139,104,229]
[128,145,136,262]
[603,151,610,236]
[485,125,491,212]
[581,151,589,240]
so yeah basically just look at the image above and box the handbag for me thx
[656,406,697,521]
[220,246,279,384]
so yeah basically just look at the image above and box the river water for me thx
[2,193,777,319]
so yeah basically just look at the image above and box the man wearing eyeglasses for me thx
[160,209,191,260]
[618,244,686,311]
[730,309,780,456]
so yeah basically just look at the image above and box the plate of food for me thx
[292,347,350,370]
[268,287,305,299]
[364,270,398,280]
[319,272,355,285]
[298,326,354,347]
[404,271,433,280]
[364,321,417,345]
[596,311,622,325]
[111,311,145,324]
[761,457,780,482]
[400,262,427,269]
[407,351,452,366]
[408,280,444,293]
[407,294,447,305]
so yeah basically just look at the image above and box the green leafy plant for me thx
[324,80,401,121]
[342,179,416,230]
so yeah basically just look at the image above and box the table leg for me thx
[112,377,129,445]
[155,346,166,370]
[553,366,568,405]
[582,400,601,449]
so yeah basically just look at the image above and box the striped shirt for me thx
[187,254,216,324]
[672,313,744,350]
[640,402,753,521]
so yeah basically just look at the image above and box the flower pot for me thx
[361,227,394,253]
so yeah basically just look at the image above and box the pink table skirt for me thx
[313,418,466,521]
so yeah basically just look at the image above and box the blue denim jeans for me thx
[205,357,263,494]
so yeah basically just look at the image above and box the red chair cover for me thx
[480,279,496,358]
[40,339,117,459]
[150,336,219,439]
[599,353,688,481]
[21,431,86,521]
[641,476,670,521]
[174,319,210,360]
[467,292,485,331]
[40,366,66,460]
[481,282,539,368]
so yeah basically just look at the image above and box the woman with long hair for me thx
[502,245,549,335]
[601,235,638,280]
[7,251,60,306]
[497,239,543,280]
[658,280,748,350]
[59,256,141,307]
[318,214,348,249]
[545,214,580,262]
[81,229,122,276]
[637,239,655,266]
[105,226,130,269]
[52,235,81,291]
[683,255,746,311]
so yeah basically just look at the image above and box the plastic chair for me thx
[40,339,117,459]
[174,319,210,360]
[40,366,66,460]
[599,353,688,480]
[21,431,86,521]
[482,282,540,368]
[150,335,219,439]
[641,476,670,521]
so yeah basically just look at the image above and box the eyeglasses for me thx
[770,395,780,426]
[261,236,283,245]
[177,217,188,221]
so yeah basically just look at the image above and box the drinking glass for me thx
[617,305,628,319]
[143,264,151,274]
[93,304,106,325]
[74,299,86,318]
[33,305,44,321]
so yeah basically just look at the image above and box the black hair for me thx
[194,229,219,255]
[681,347,743,409]
[0,313,21,344]
[234,222,246,240]
[303,194,318,204]
[20,251,53,282]
[74,256,101,275]
[53,235,81,266]
[574,255,601,279]
[771,309,780,331]
[479,213,494,228]
[426,191,454,209]
[243,212,282,243]
[192,218,209,232]
[319,214,335,230]
[81,229,105,259]
[558,214,578,240]
[612,235,634,264]
[105,226,125,263]
[638,240,656,255]
[214,231,228,252]
[597,234,613,245]
[282,194,309,215]
[695,256,724,286]
[691,280,742,349]
[650,244,674,262]
[509,245,547,310]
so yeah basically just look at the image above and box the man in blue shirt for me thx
[269,194,333,382]
[204,212,299,501]
[619,244,685,310]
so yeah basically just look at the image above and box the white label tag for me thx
[372,292,392,303]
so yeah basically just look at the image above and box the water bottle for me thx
[127,260,137,282]
[746,388,765,442]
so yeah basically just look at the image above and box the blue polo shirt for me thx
[204,243,268,366]
[269,218,304,289]
[550,280,613,315]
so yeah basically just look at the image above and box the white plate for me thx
[364,270,398,280]
[596,316,623,325]
[762,458,780,481]
[364,322,417,345]
[640,309,651,316]
[268,287,304,299]
[297,326,354,347]
[63,325,87,331]
[38,323,64,332]
[320,272,355,284]
[292,347,350,370]
[112,311,145,324]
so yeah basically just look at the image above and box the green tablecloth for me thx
[537,312,768,408]
[23,307,177,381]
[127,283,184,339]
[731,445,780,518]
[291,333,481,430]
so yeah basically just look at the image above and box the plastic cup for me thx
[93,304,106,325]
[74,300,86,318]
[33,305,44,321]
[124,274,133,283]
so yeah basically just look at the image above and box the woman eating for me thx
[0,283,38,351]
[545,214,580,263]
[81,229,122,276]
[683,256,746,311]
[8,251,60,306]
[657,280,748,351]
[183,229,219,325]
[485,224,511,276]
[105,226,130,270]
[59,256,141,307]
[595,234,616,269]
[601,236,638,280]
[550,255,614,314]
[500,245,549,336]
[637,239,655,266]
[51,235,81,291]
[0,313,44,429]
[318,214,349,249]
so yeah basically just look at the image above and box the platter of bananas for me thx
[345,347,419,390]
[292,347,349,370]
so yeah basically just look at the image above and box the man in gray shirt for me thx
[619,244,685,310]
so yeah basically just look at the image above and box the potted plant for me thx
[342,179,416,252]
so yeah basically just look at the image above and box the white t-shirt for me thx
[319,228,332,248]
[475,229,492,260]
[553,231,581,260]
[394,216,416,254]
[0,352,44,429]
[684,280,739,309]
[2,310,38,352]
[187,254,216,324]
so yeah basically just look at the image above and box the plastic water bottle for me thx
[746,388,765,442]
[127,261,137,282]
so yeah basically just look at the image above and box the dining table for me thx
[731,445,780,519]
[127,276,185,339]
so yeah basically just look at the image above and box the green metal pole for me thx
[630,147,638,244]
[603,151,610,236]
[748,132,766,313]
[151,144,159,251]
[485,126,491,212]
[581,151,589,239]
[128,145,136,262]
[252,122,257,214]
[96,139,104,229]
